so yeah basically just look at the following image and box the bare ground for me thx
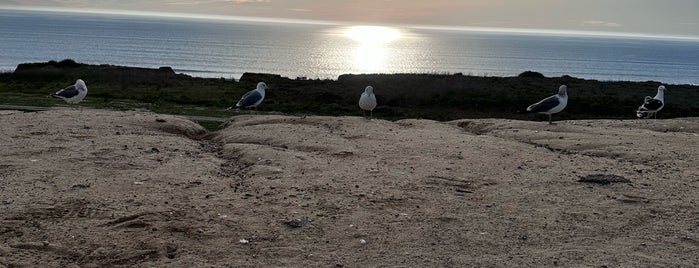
[1,109,698,267]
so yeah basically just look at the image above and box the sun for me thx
[341,25,404,73]
[344,26,402,44]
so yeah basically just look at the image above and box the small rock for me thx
[71,183,90,189]
[359,239,367,244]
[283,218,305,228]
[239,239,249,244]
[156,118,167,123]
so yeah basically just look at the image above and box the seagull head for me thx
[658,85,666,92]
[256,82,267,91]
[558,85,567,96]
[75,79,87,91]
[365,86,374,94]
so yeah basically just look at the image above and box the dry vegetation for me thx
[1,60,698,122]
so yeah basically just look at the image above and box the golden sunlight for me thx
[344,26,402,44]
[343,26,402,72]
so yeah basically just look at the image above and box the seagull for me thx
[50,79,88,104]
[358,86,377,119]
[229,82,267,110]
[526,85,568,124]
[636,85,666,119]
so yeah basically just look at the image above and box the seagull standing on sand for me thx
[636,85,665,119]
[230,82,267,110]
[50,79,88,104]
[526,85,568,124]
[358,86,377,119]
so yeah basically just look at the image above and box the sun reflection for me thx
[344,26,402,44]
[344,26,402,72]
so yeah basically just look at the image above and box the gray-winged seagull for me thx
[358,86,377,119]
[229,82,267,110]
[527,85,568,124]
[50,79,88,104]
[636,85,666,119]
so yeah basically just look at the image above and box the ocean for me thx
[1,9,698,85]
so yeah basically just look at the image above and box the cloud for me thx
[226,0,270,3]
[288,8,311,12]
[166,0,270,5]
[581,20,621,27]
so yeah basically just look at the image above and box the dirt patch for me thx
[1,111,698,267]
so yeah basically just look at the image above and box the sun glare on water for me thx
[343,26,403,72]
[344,26,402,44]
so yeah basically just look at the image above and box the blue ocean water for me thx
[1,9,698,85]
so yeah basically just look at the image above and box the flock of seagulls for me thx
[50,79,668,123]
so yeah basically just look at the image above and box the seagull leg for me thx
[548,114,552,124]
[370,110,373,120]
[80,105,87,129]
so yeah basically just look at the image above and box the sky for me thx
[2,0,698,38]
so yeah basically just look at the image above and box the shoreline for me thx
[3,63,699,86]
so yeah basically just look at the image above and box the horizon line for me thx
[2,5,699,41]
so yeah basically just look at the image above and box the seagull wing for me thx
[236,90,262,107]
[527,95,560,113]
[643,98,664,110]
[51,85,79,99]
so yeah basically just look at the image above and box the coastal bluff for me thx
[1,109,697,267]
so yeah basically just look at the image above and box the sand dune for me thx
[1,110,698,267]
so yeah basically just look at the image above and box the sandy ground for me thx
[1,109,698,267]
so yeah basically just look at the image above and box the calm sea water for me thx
[2,9,698,85]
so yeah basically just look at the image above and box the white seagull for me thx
[527,85,568,124]
[230,82,267,110]
[50,79,88,104]
[358,86,377,119]
[636,85,666,119]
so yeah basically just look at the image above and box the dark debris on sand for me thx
[578,174,631,185]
